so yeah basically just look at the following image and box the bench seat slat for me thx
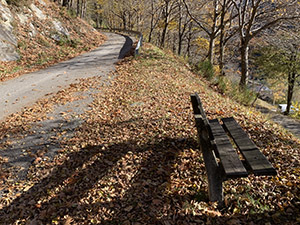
[222,117,277,176]
[209,119,248,178]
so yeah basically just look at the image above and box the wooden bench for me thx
[190,93,276,207]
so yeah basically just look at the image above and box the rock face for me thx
[0,0,74,62]
[29,3,47,20]
[0,1,19,61]
[0,29,20,61]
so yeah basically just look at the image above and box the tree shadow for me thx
[1,112,299,224]
[1,133,298,224]
[0,136,199,224]
[0,117,82,181]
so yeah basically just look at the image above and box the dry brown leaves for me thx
[0,44,299,224]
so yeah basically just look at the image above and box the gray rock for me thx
[0,24,17,45]
[0,40,19,61]
[29,3,47,20]
[0,1,20,61]
[0,24,19,61]
[0,1,14,30]
[130,102,145,107]
[0,0,7,5]
[52,20,69,37]
[29,23,37,37]
[50,33,61,42]
[17,13,29,24]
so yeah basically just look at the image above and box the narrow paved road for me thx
[0,32,132,121]
[256,105,300,139]
[0,32,132,182]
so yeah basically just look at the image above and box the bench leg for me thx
[194,116,224,207]
[207,166,224,207]
[202,148,224,207]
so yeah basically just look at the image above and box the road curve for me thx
[0,33,131,121]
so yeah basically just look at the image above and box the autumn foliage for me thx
[0,44,299,224]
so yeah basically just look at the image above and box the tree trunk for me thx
[148,16,154,42]
[177,1,182,55]
[76,0,80,16]
[148,26,154,43]
[207,0,219,65]
[160,18,168,48]
[239,42,249,89]
[62,0,69,7]
[186,22,193,57]
[172,33,177,52]
[178,34,183,55]
[219,0,227,76]
[208,34,215,65]
[123,16,127,30]
[160,0,170,48]
[219,39,225,75]
[80,0,84,18]
[285,71,296,115]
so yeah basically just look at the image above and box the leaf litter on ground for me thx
[0,44,299,224]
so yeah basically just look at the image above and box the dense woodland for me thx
[10,0,300,114]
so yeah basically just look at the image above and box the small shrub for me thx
[17,40,27,49]
[214,75,229,94]
[196,60,214,80]
[291,101,300,119]
[37,36,51,48]
[212,75,256,105]
[57,36,80,48]
[230,83,257,106]
[67,9,77,18]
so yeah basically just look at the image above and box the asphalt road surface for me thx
[0,32,132,121]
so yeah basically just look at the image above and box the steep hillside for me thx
[0,0,105,81]
[0,44,299,224]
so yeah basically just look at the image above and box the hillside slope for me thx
[0,44,299,224]
[0,0,105,81]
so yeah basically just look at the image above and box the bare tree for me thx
[254,25,300,114]
[183,0,236,67]
[232,0,300,88]
[160,0,177,48]
[147,0,163,42]
[176,0,192,55]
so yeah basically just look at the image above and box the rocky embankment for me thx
[0,0,105,81]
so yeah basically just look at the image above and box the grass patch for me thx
[195,60,214,80]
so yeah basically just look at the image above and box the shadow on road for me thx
[118,35,134,59]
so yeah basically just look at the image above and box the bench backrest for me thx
[190,93,214,140]
[190,93,276,179]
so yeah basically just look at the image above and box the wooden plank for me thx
[209,119,248,178]
[190,93,201,115]
[194,115,224,204]
[190,93,209,124]
[190,93,214,140]
[222,117,277,176]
